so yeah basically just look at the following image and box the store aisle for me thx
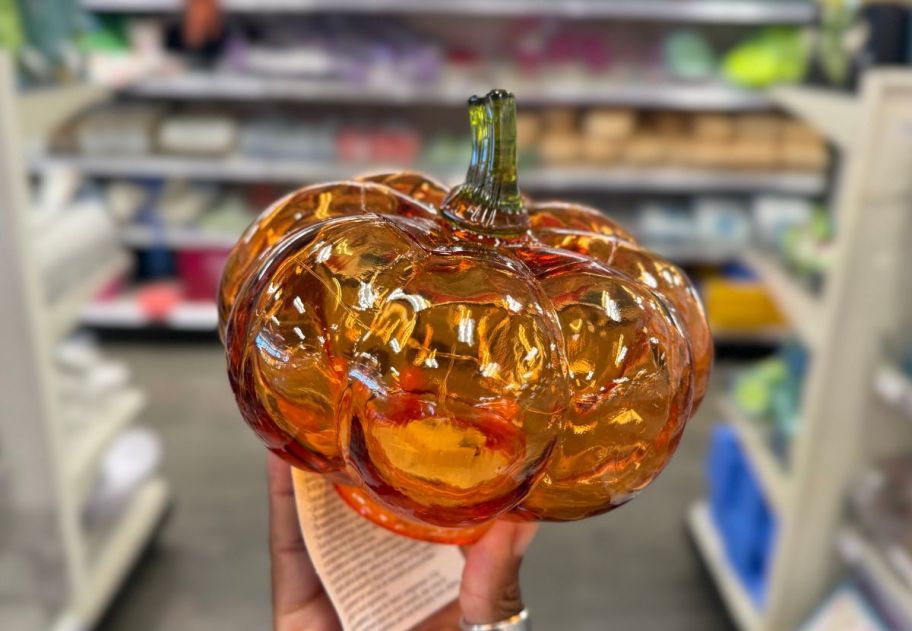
[97,344,733,631]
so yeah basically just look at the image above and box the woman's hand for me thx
[267,453,536,631]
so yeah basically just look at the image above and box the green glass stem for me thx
[442,89,529,235]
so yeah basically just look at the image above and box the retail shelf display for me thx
[47,254,129,341]
[873,363,912,420]
[126,72,775,111]
[711,327,789,347]
[55,477,170,631]
[719,397,790,511]
[120,225,240,249]
[741,249,822,350]
[690,71,912,631]
[30,154,827,195]
[770,86,861,152]
[83,298,219,332]
[67,389,146,507]
[0,53,169,630]
[688,500,763,631]
[838,527,912,627]
[80,0,817,24]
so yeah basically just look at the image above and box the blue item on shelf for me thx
[706,424,779,607]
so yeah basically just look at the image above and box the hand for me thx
[267,453,537,631]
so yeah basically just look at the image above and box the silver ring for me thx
[459,608,530,631]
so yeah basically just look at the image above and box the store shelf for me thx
[125,72,774,111]
[688,500,762,631]
[838,526,912,626]
[66,388,146,505]
[31,154,827,195]
[47,254,130,341]
[82,0,817,24]
[121,225,239,249]
[54,477,169,631]
[720,397,790,511]
[741,250,823,349]
[83,298,218,332]
[873,363,912,420]
[770,86,860,151]
[712,327,789,347]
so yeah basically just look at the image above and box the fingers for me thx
[459,521,538,625]
[266,453,324,617]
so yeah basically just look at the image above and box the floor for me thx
[98,343,733,631]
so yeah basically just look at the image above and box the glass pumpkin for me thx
[220,90,712,544]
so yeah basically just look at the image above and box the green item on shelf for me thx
[0,0,25,51]
[770,381,801,438]
[80,15,130,53]
[723,27,809,88]
[733,357,788,419]
[818,0,860,87]
[664,29,716,81]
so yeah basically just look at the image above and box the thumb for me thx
[459,520,537,625]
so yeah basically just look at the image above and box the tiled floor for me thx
[98,343,733,631]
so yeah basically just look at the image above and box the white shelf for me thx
[125,72,774,111]
[121,225,239,249]
[83,299,218,332]
[770,86,860,152]
[873,363,912,419]
[741,249,823,349]
[47,254,130,341]
[688,500,763,631]
[81,0,816,24]
[838,526,912,626]
[31,154,827,195]
[54,477,169,631]
[720,397,790,511]
[66,388,146,505]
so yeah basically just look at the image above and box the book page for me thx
[292,469,464,631]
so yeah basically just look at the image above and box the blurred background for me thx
[2,0,912,629]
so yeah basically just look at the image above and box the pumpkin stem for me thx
[441,89,529,235]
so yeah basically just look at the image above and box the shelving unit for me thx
[719,397,790,511]
[691,71,912,630]
[873,363,912,420]
[688,500,762,631]
[83,298,218,332]
[80,0,817,24]
[125,72,774,110]
[0,54,170,630]
[29,154,827,195]
[838,526,912,625]
[741,249,823,350]
[47,254,130,341]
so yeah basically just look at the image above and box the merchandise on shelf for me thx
[799,580,889,631]
[157,112,238,157]
[706,424,778,606]
[730,340,807,458]
[702,266,786,333]
[722,27,809,88]
[53,101,831,175]
[849,455,912,591]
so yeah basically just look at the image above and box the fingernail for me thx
[512,523,538,557]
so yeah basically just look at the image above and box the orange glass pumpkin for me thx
[220,90,712,543]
